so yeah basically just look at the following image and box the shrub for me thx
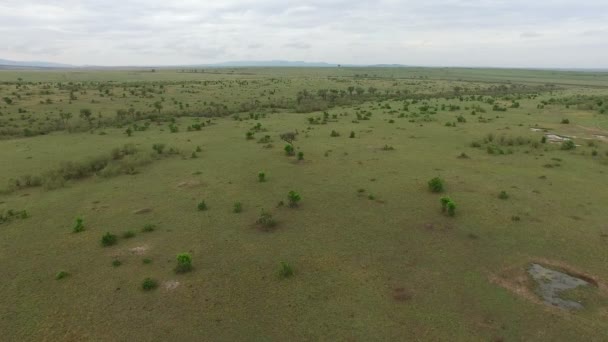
[440,197,451,212]
[498,191,509,200]
[349,131,355,138]
[152,143,165,154]
[143,258,152,264]
[287,191,301,208]
[541,136,547,144]
[122,230,135,239]
[258,172,266,182]
[73,217,84,233]
[112,260,122,267]
[278,261,294,279]
[257,210,276,229]
[175,253,193,273]
[446,201,456,217]
[142,224,156,232]
[55,271,69,280]
[246,131,254,140]
[101,232,118,247]
[561,118,570,124]
[561,140,576,150]
[197,200,208,211]
[428,177,444,193]
[330,130,340,137]
[233,202,243,213]
[297,151,304,160]
[284,144,295,156]
[142,278,158,291]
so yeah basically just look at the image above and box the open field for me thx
[1,67,608,341]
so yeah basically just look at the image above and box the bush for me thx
[561,140,576,150]
[257,210,276,229]
[278,261,294,278]
[446,201,456,216]
[142,224,156,232]
[152,143,166,154]
[349,131,355,138]
[428,177,445,193]
[258,172,266,182]
[55,271,69,280]
[175,253,193,273]
[143,258,152,264]
[440,197,451,212]
[284,144,295,156]
[541,136,547,144]
[297,151,304,160]
[561,118,570,124]
[498,191,509,200]
[142,278,158,291]
[233,202,243,213]
[112,260,122,267]
[330,130,340,137]
[197,200,208,211]
[73,217,84,233]
[122,230,135,238]
[101,232,118,247]
[288,191,301,208]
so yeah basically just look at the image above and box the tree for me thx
[153,101,163,114]
[355,87,365,96]
[79,108,93,127]
[347,86,355,96]
[59,112,72,129]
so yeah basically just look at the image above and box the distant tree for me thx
[347,86,355,96]
[79,108,93,127]
[355,87,365,96]
[59,112,73,129]
[153,101,163,114]
[367,87,378,95]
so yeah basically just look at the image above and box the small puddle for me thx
[528,263,589,310]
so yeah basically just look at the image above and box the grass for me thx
[1,67,608,341]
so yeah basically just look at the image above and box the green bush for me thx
[175,253,193,273]
[233,202,243,213]
[122,230,135,238]
[297,151,304,160]
[112,260,122,267]
[288,191,301,208]
[258,172,266,182]
[561,140,576,150]
[73,217,84,233]
[152,143,166,154]
[55,271,69,280]
[446,201,456,217]
[278,261,294,278]
[142,278,158,291]
[440,197,451,212]
[257,210,276,229]
[498,191,509,200]
[561,118,570,124]
[284,144,295,156]
[197,200,208,211]
[349,131,355,138]
[428,177,445,193]
[101,232,118,247]
[142,224,156,232]
[143,258,152,264]
[330,130,340,137]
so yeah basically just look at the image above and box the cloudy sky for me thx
[1,0,607,67]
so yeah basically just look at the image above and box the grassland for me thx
[1,67,608,341]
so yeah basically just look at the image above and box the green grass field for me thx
[1,67,608,341]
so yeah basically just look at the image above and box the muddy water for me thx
[528,263,589,309]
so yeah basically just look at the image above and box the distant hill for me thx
[0,58,73,69]
[198,60,339,68]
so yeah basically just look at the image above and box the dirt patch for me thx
[133,208,152,214]
[176,180,205,189]
[490,258,606,311]
[129,245,149,255]
[163,280,180,291]
[392,287,413,302]
[545,134,571,143]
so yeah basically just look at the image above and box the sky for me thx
[1,0,608,68]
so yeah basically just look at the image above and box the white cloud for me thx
[0,0,607,67]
